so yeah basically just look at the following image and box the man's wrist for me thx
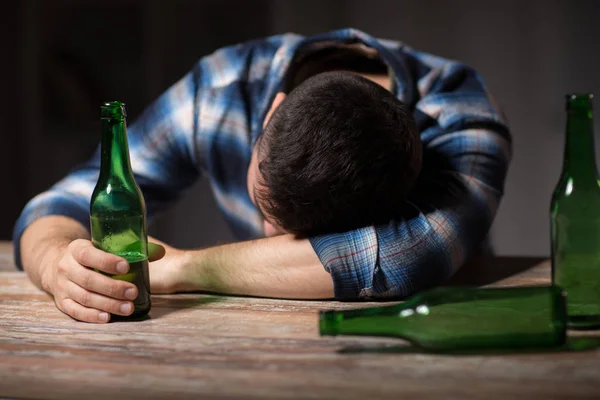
[172,248,204,293]
[39,241,68,295]
[176,246,225,294]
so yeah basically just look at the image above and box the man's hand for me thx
[43,239,165,323]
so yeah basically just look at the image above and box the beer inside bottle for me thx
[320,286,566,351]
[551,93,600,329]
[90,101,150,319]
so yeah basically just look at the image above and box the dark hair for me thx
[256,71,422,236]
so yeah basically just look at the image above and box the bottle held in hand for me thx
[90,101,151,319]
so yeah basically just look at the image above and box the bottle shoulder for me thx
[552,176,600,201]
[91,179,146,216]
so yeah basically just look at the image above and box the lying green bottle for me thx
[90,101,151,319]
[320,286,567,351]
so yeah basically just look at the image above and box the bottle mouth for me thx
[319,310,340,336]
[101,101,127,119]
[566,93,593,110]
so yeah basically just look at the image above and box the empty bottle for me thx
[551,93,600,329]
[320,286,566,351]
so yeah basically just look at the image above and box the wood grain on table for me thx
[1,241,599,399]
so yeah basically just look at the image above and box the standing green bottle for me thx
[551,93,600,329]
[320,286,566,351]
[90,101,151,319]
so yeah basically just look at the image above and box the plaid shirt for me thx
[13,28,511,300]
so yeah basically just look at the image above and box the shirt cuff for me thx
[12,192,90,270]
[309,226,378,300]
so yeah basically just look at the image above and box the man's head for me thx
[247,71,422,237]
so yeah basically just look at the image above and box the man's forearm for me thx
[177,234,335,299]
[20,215,89,291]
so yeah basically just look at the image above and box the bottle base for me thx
[110,305,151,322]
[319,311,340,336]
[568,315,600,330]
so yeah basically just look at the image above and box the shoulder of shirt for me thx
[194,33,305,89]
[375,36,464,70]
[372,33,488,102]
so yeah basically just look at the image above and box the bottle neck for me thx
[320,299,420,342]
[562,107,597,184]
[99,117,134,182]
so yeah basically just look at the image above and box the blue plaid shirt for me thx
[13,28,511,300]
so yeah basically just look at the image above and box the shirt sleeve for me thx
[12,64,204,270]
[309,59,512,300]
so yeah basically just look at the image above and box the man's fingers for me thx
[68,239,129,275]
[67,282,134,317]
[66,259,138,300]
[148,242,166,262]
[58,298,111,324]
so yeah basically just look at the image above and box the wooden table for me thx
[1,241,599,399]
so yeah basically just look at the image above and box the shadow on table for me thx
[152,295,227,319]
[445,255,547,287]
[111,295,227,322]
[337,336,600,356]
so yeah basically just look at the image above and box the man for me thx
[14,28,511,323]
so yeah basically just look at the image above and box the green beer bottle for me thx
[320,286,566,351]
[551,93,600,329]
[90,101,151,319]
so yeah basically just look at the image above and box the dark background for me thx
[1,0,599,256]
